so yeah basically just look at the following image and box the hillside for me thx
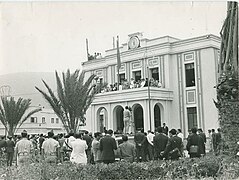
[0,72,56,108]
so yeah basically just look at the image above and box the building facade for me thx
[82,32,220,137]
[0,107,65,135]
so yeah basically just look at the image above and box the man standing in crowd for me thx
[162,123,169,136]
[92,132,102,163]
[208,129,213,152]
[153,127,169,160]
[134,129,146,162]
[63,130,75,160]
[100,129,117,164]
[146,130,155,160]
[212,129,217,153]
[177,129,184,140]
[198,128,206,155]
[70,133,88,164]
[162,129,183,160]
[58,133,65,163]
[215,128,222,155]
[15,130,33,166]
[186,127,204,158]
[119,135,136,162]
[123,106,131,134]
[38,134,45,155]
[42,131,60,164]
[5,136,15,166]
[83,131,92,163]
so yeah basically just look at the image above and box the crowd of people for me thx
[0,125,224,167]
[97,77,162,93]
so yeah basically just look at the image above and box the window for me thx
[119,73,125,84]
[51,118,54,123]
[151,68,159,80]
[56,118,59,124]
[42,117,46,124]
[185,63,195,87]
[30,117,37,123]
[187,107,197,130]
[133,71,141,81]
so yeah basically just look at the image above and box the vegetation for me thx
[35,69,97,133]
[0,96,41,136]
[0,154,239,179]
[214,2,238,155]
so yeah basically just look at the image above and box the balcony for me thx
[92,87,173,105]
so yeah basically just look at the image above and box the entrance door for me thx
[133,104,144,131]
[116,106,124,132]
[154,105,161,129]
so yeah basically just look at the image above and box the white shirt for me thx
[147,133,155,146]
[177,133,184,140]
[70,139,88,164]
[16,138,33,155]
[42,138,60,155]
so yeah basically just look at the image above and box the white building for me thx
[0,106,65,135]
[82,32,220,137]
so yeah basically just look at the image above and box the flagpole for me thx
[117,36,120,90]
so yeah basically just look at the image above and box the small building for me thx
[0,107,66,135]
[82,32,220,137]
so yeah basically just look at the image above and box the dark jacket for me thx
[83,134,92,150]
[134,132,146,147]
[163,135,183,160]
[153,133,168,157]
[5,140,15,153]
[100,135,117,161]
[199,133,207,143]
[186,133,204,156]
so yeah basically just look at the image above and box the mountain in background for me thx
[0,72,57,109]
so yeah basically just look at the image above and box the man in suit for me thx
[162,123,169,136]
[119,135,136,162]
[100,129,117,164]
[134,129,146,162]
[198,128,206,155]
[83,131,92,163]
[162,129,183,160]
[215,128,222,155]
[186,127,204,158]
[153,127,169,160]
[5,136,15,166]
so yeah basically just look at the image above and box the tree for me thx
[0,96,41,136]
[214,2,238,155]
[35,69,97,133]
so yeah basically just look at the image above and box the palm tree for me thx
[0,96,41,136]
[35,69,97,133]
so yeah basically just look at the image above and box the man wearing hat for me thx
[15,130,33,166]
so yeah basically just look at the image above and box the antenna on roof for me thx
[86,38,89,61]
[113,37,115,49]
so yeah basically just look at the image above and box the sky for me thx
[0,1,227,76]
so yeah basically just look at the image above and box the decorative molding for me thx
[95,69,103,77]
[186,90,196,104]
[132,60,142,69]
[184,52,195,62]
[148,56,159,67]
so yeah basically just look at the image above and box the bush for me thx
[0,154,238,180]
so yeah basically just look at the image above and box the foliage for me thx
[35,69,96,133]
[1,154,239,180]
[0,96,41,136]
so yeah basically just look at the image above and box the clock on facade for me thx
[128,36,140,49]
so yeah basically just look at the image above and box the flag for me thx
[117,36,121,71]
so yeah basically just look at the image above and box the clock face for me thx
[128,36,140,49]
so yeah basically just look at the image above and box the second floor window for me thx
[56,118,59,124]
[30,117,37,123]
[42,117,46,124]
[51,118,54,123]
[133,71,141,82]
[185,63,195,87]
